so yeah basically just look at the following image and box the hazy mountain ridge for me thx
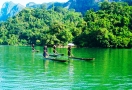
[0,0,132,21]
[26,2,41,8]
[0,1,64,21]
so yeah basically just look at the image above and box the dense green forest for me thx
[0,1,132,48]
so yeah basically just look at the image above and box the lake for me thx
[0,45,132,89]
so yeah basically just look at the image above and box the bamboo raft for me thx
[69,57,95,61]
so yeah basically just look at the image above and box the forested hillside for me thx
[0,7,84,46]
[0,1,132,48]
[75,1,132,48]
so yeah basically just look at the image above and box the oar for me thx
[54,49,64,56]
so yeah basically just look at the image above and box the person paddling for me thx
[68,45,72,57]
[53,45,57,54]
[44,45,48,52]
[43,45,49,58]
[43,49,49,58]
[32,44,35,51]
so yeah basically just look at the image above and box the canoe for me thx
[49,53,64,57]
[69,57,95,61]
[44,58,68,62]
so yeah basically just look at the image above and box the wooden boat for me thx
[44,58,68,62]
[69,57,95,61]
[49,53,64,57]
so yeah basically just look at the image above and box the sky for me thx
[0,0,68,8]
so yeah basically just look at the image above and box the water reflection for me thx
[43,60,50,72]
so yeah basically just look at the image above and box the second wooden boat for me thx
[44,58,68,62]
[69,57,95,61]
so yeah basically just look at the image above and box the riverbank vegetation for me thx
[0,1,132,48]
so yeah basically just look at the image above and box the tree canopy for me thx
[0,7,83,46]
[0,2,132,48]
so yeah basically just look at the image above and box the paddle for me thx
[53,49,64,56]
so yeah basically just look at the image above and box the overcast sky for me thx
[0,0,68,8]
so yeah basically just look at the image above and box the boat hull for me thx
[49,54,64,57]
[69,57,95,61]
[44,58,68,62]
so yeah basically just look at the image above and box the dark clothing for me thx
[68,51,71,57]
[32,47,34,50]
[43,45,48,58]
[32,44,35,50]
[68,46,71,57]
[68,46,71,51]
[43,50,47,58]
[53,45,56,54]
[53,50,56,54]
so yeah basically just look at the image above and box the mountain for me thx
[0,1,24,21]
[64,0,132,14]
[26,2,53,9]
[26,2,65,9]
[0,1,65,21]
[26,2,41,8]
[0,0,132,21]
[63,0,100,14]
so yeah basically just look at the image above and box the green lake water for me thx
[0,45,132,89]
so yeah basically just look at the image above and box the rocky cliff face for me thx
[0,1,24,21]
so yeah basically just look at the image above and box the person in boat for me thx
[43,45,49,58]
[68,45,72,57]
[32,44,34,50]
[43,45,48,52]
[53,45,57,54]
[43,49,49,58]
